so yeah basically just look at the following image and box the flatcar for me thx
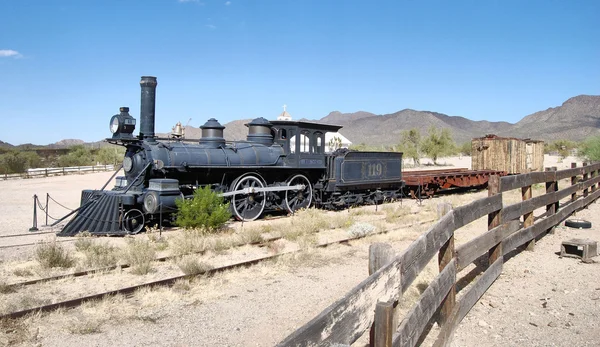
[58,76,404,236]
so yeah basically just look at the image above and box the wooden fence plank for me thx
[502,197,586,255]
[455,220,520,271]
[431,257,503,347]
[393,259,457,347]
[556,167,583,180]
[502,192,558,222]
[277,256,402,346]
[500,171,556,192]
[400,212,455,294]
[452,194,502,229]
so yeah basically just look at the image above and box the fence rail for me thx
[2,165,115,180]
[278,162,600,347]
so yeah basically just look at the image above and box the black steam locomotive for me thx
[58,76,404,236]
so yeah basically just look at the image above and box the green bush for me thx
[580,136,600,161]
[0,150,42,174]
[459,141,472,156]
[174,186,231,231]
[57,145,93,167]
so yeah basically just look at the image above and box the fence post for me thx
[545,168,557,234]
[438,222,455,327]
[571,163,577,202]
[487,175,502,264]
[591,165,597,193]
[522,184,534,251]
[45,168,48,177]
[583,162,589,199]
[369,243,396,347]
[29,195,39,232]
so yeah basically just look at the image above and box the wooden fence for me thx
[2,165,115,180]
[278,162,600,347]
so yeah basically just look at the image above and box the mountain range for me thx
[2,95,599,149]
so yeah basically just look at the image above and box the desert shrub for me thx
[35,241,75,269]
[56,145,93,167]
[0,150,42,174]
[74,231,94,251]
[398,128,422,165]
[82,242,118,268]
[95,146,125,165]
[347,222,376,238]
[174,186,231,231]
[12,267,34,277]
[170,229,210,256]
[0,281,16,294]
[121,239,156,275]
[176,256,213,275]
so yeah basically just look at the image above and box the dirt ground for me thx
[1,155,599,347]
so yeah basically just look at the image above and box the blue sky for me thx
[1,0,599,145]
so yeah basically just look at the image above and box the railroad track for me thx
[0,218,436,320]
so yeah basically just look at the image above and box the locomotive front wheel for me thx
[123,209,145,234]
[285,174,313,213]
[231,175,266,222]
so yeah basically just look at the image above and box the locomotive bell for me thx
[109,107,136,139]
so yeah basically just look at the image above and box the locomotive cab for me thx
[271,120,342,169]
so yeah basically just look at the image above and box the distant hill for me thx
[6,94,600,148]
[314,95,600,146]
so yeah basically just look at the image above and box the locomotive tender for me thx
[58,76,404,236]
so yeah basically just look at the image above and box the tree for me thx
[580,136,600,161]
[546,139,578,159]
[398,128,421,166]
[327,136,343,152]
[459,141,472,156]
[96,146,125,165]
[421,127,456,164]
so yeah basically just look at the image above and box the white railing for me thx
[2,165,115,180]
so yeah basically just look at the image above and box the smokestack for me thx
[140,76,157,140]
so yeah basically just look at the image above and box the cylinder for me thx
[140,76,158,140]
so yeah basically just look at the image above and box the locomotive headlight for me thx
[123,157,133,172]
[109,107,136,139]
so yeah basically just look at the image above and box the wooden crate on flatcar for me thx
[471,135,544,174]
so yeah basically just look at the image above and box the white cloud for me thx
[0,49,21,58]
[206,24,217,30]
[225,1,231,5]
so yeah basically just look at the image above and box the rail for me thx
[2,165,115,180]
[278,162,600,347]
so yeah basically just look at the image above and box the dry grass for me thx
[383,205,410,223]
[267,240,286,254]
[74,231,94,251]
[81,242,118,269]
[121,239,156,275]
[0,281,16,294]
[35,241,76,269]
[12,267,34,277]
[0,318,39,346]
[169,229,210,256]
[177,256,213,275]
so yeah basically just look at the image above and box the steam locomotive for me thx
[58,76,404,236]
